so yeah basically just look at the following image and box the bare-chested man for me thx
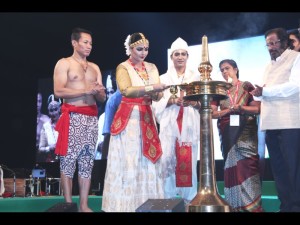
[53,27,106,212]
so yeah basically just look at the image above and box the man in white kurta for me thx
[152,37,200,205]
[251,28,300,212]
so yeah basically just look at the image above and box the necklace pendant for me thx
[72,56,88,73]
[139,71,147,79]
[129,59,149,85]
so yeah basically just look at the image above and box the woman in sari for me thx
[211,59,263,212]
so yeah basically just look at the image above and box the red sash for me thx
[111,96,162,164]
[55,103,98,156]
[175,94,192,187]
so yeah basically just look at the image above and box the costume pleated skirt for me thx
[101,107,164,212]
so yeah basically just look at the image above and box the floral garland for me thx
[124,35,131,56]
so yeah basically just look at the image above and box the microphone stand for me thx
[13,173,16,197]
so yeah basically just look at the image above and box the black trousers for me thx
[266,128,300,212]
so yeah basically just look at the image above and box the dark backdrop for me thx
[1,12,299,170]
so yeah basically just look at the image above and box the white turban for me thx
[170,37,189,53]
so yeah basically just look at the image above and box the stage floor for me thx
[0,181,279,212]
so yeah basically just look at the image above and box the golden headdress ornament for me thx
[124,33,149,56]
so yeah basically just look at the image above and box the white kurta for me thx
[102,61,164,212]
[260,49,300,130]
[152,66,200,203]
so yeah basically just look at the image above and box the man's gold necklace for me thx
[72,56,88,73]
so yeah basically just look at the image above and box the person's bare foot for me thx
[79,207,93,212]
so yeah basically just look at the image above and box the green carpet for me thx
[0,181,279,212]
[0,195,102,212]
